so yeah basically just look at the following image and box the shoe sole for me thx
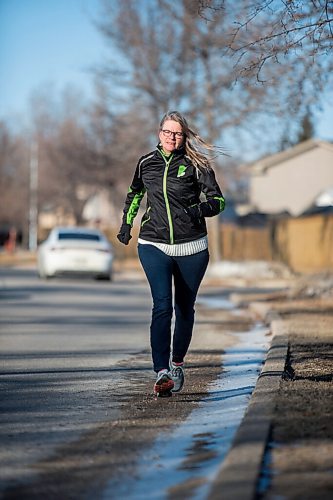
[171,383,184,393]
[156,390,172,398]
[154,376,174,396]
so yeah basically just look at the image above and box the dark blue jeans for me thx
[138,244,209,373]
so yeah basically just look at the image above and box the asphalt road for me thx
[0,266,267,499]
[0,267,153,494]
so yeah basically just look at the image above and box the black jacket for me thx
[121,146,225,244]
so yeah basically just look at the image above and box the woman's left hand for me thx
[175,205,202,224]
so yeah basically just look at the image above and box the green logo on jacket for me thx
[177,165,187,177]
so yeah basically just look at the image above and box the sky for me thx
[0,0,107,118]
[1,0,332,142]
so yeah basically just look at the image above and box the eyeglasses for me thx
[161,129,184,138]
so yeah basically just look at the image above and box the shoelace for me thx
[171,366,183,377]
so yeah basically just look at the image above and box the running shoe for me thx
[169,358,185,393]
[154,369,174,397]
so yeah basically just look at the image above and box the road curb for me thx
[208,333,289,500]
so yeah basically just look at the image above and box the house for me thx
[38,189,119,237]
[82,189,119,226]
[249,139,333,216]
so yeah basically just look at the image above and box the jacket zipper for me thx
[161,152,174,244]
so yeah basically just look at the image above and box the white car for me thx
[37,227,114,280]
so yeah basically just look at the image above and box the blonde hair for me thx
[159,111,224,172]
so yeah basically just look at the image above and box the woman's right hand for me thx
[117,223,132,245]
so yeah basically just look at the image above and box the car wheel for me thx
[38,264,53,280]
[39,271,52,280]
[37,265,46,279]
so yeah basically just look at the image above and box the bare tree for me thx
[87,81,152,203]
[199,0,332,81]
[0,121,30,243]
[194,0,333,178]
[1,82,154,240]
[27,86,113,226]
[96,0,331,159]
[97,1,285,156]
[98,0,198,121]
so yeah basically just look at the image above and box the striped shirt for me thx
[138,236,208,257]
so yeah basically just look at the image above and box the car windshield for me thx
[58,233,101,241]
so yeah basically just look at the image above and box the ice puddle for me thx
[104,322,269,500]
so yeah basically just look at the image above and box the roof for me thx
[250,139,333,174]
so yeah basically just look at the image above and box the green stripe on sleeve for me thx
[214,196,225,212]
[126,189,146,226]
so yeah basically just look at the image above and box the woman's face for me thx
[159,119,184,154]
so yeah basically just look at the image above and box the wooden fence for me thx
[220,214,333,273]
[108,213,333,273]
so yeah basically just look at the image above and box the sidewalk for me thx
[209,273,333,500]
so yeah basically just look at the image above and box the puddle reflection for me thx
[181,432,218,470]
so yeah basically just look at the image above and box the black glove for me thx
[184,205,202,221]
[117,223,132,245]
[177,205,202,224]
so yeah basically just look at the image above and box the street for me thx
[0,267,153,494]
[0,266,268,499]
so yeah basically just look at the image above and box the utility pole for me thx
[29,140,38,251]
